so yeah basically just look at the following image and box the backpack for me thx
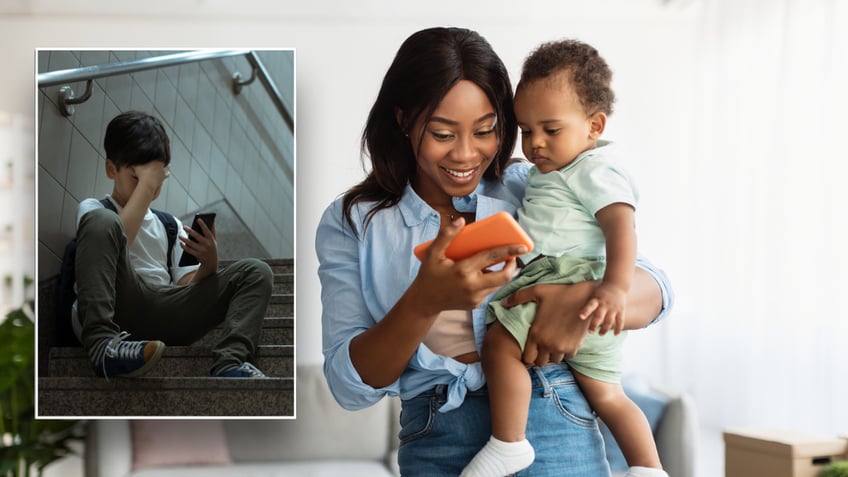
[52,198,178,346]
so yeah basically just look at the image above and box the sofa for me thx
[84,365,696,477]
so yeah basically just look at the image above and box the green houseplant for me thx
[821,461,848,477]
[0,302,80,477]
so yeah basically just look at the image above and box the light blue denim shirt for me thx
[316,161,674,412]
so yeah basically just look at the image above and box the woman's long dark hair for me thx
[342,27,517,233]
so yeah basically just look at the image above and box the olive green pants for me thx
[486,254,626,383]
[75,207,273,373]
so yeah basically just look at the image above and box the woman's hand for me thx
[501,267,663,367]
[412,217,527,315]
[350,217,527,389]
[500,281,598,366]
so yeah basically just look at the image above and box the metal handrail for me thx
[37,50,293,132]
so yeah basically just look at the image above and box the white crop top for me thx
[422,309,477,358]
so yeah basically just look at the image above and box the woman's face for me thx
[408,80,499,207]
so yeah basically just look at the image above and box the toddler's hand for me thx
[578,283,626,336]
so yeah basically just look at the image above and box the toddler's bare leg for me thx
[460,322,534,477]
[483,322,531,441]
[572,371,663,470]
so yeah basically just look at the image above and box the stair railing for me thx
[37,50,293,133]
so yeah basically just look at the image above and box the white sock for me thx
[460,436,535,477]
[624,466,669,477]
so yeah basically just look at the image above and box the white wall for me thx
[0,112,34,314]
[1,0,697,367]
[15,1,848,441]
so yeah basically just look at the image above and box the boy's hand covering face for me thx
[132,160,169,190]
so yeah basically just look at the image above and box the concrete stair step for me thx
[266,300,293,318]
[43,315,291,363]
[37,376,293,417]
[220,258,293,275]
[273,273,293,295]
[271,292,293,305]
[37,258,296,417]
[198,316,293,347]
[267,292,293,318]
[47,345,293,378]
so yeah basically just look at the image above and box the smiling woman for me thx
[316,26,674,477]
[408,80,499,222]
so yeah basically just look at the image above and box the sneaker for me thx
[91,331,165,378]
[212,362,266,378]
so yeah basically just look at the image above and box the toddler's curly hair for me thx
[519,39,615,116]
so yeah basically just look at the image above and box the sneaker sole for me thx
[120,342,166,378]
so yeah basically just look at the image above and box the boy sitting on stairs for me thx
[72,111,272,379]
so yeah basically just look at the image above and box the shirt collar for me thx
[397,180,516,228]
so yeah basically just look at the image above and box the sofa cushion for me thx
[224,366,394,462]
[654,393,698,477]
[131,420,232,471]
[131,461,396,477]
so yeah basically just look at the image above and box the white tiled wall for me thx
[37,50,294,280]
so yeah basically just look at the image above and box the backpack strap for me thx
[99,197,179,282]
[99,197,117,213]
[151,209,179,278]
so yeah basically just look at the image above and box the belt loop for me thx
[434,384,448,403]
[531,366,553,398]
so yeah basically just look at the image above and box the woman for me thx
[316,27,673,476]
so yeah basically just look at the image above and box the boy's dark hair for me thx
[342,26,517,233]
[103,111,171,168]
[519,39,615,116]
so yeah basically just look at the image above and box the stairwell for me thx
[36,258,294,417]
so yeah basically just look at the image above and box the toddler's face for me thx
[513,75,601,173]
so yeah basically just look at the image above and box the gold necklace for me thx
[435,207,460,222]
[433,204,473,223]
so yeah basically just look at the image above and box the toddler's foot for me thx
[625,466,669,477]
[460,436,534,477]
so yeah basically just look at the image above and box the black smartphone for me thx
[178,212,216,267]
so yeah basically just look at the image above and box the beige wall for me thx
[37,50,294,279]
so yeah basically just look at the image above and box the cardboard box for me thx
[725,428,847,477]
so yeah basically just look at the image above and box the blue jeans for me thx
[397,363,611,476]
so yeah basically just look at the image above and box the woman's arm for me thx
[501,265,663,367]
[317,204,526,407]
[350,217,525,388]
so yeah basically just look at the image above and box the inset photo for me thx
[35,49,295,417]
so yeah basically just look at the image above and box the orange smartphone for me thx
[413,211,534,263]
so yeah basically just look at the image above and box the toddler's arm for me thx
[579,202,636,335]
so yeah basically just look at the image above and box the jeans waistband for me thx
[431,383,488,403]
